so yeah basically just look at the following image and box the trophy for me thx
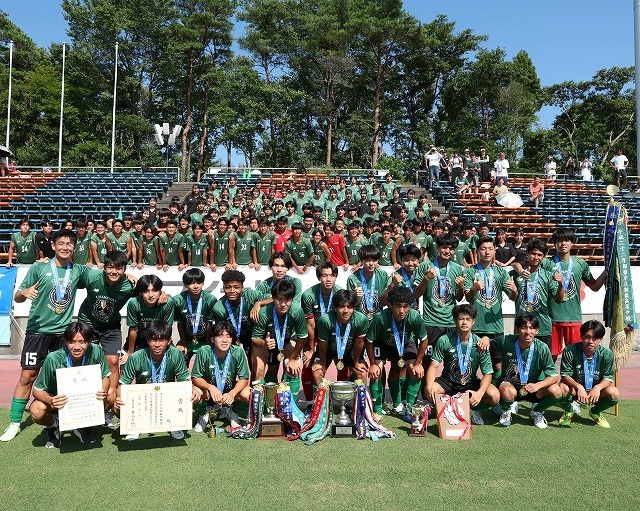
[259,382,285,438]
[206,405,222,438]
[409,403,428,437]
[330,381,357,437]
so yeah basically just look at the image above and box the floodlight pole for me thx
[110,42,119,174]
[58,42,66,173]
[635,0,640,178]
[6,40,13,148]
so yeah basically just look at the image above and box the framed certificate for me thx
[56,364,106,432]
[119,381,192,435]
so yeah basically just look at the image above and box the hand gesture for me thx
[22,281,39,300]
[426,268,437,281]
[392,273,403,285]
[265,332,276,351]
[553,271,563,283]
[506,277,517,293]
[410,362,424,379]
[286,358,301,377]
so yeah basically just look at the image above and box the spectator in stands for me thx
[494,152,509,185]
[610,148,629,189]
[493,178,508,196]
[8,159,16,173]
[147,197,158,225]
[478,148,491,182]
[565,155,577,181]
[494,228,516,267]
[467,155,481,195]
[529,176,544,208]
[454,170,470,199]
[579,156,593,181]
[450,151,464,181]
[439,149,451,182]
[544,156,557,180]
[424,146,442,189]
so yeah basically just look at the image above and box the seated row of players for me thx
[1,225,615,444]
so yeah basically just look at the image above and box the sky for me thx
[1,0,636,163]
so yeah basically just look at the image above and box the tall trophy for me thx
[331,381,356,437]
[409,403,428,437]
[259,382,285,438]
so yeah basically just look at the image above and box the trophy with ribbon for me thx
[435,392,472,440]
[409,403,430,437]
[331,381,357,437]
[206,404,222,438]
[259,382,285,438]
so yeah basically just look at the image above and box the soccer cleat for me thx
[0,422,21,442]
[571,401,582,415]
[170,430,185,440]
[104,409,117,427]
[193,413,209,433]
[589,411,610,429]
[470,409,484,425]
[45,419,61,448]
[125,433,139,441]
[558,411,574,427]
[499,410,512,427]
[74,427,96,444]
[530,410,548,429]
[510,401,519,414]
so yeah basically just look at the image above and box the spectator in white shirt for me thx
[494,152,509,186]
[610,148,629,189]
[544,156,557,180]
[424,145,443,189]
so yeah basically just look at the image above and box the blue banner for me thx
[0,266,18,345]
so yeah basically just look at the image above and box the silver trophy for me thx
[331,381,357,437]
[409,403,427,437]
[259,382,284,438]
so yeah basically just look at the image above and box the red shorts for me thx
[551,322,582,356]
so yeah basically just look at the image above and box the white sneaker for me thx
[499,410,512,427]
[530,410,548,429]
[193,413,209,433]
[571,401,581,415]
[170,430,185,440]
[125,433,139,441]
[0,422,21,442]
[104,409,116,427]
[510,401,519,414]
[470,409,484,425]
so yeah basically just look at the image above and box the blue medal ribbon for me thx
[212,345,233,393]
[334,319,352,361]
[359,269,376,312]
[391,318,406,358]
[186,294,204,336]
[272,307,289,352]
[318,288,334,315]
[456,334,473,376]
[433,260,449,298]
[50,259,72,303]
[526,270,540,304]
[554,255,573,291]
[150,351,168,383]
[476,263,494,300]
[515,340,535,385]
[583,350,598,390]
[66,351,86,367]
[400,268,414,289]
[225,297,244,338]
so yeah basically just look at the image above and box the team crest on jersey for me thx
[188,314,207,336]
[49,286,73,311]
[93,298,116,322]
[518,285,540,310]
[447,353,473,385]
[431,279,452,305]
[504,363,521,384]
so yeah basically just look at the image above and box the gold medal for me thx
[397,357,405,368]
[55,305,63,314]
[367,312,373,320]
[193,338,199,345]
[277,350,285,362]
[485,300,492,309]
[525,304,533,312]
[519,387,528,397]
[438,299,445,307]
[336,359,345,371]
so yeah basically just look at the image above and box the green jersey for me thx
[560,344,614,387]
[107,232,129,253]
[252,303,308,343]
[91,234,110,264]
[11,231,37,264]
[212,230,232,266]
[414,232,428,252]
[511,268,559,336]
[233,232,254,265]
[301,283,343,322]
[463,264,511,335]
[423,235,437,260]
[119,346,189,385]
[126,296,175,328]
[317,310,369,355]
[190,212,205,225]
[404,199,418,220]
[432,332,493,384]
[285,237,315,267]
[460,234,477,251]
[255,276,303,303]
[78,272,136,329]
[368,308,427,354]
[541,256,595,322]
[191,344,250,393]
[382,182,396,197]
[252,231,276,265]
[171,291,218,350]
[285,214,302,228]
[160,233,184,266]
[452,240,470,266]
[371,233,395,266]
[34,344,110,396]
[141,236,161,266]
[346,268,391,317]
[183,234,209,266]
[345,235,367,265]
[18,262,92,334]
[414,259,463,328]
[311,241,328,266]
[71,233,92,265]
[325,200,341,221]
[211,289,261,345]
[497,335,557,385]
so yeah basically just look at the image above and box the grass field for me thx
[1,402,639,511]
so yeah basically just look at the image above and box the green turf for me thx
[1,402,639,511]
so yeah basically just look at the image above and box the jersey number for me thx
[24,352,37,366]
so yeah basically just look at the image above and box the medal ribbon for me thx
[583,351,598,390]
[434,260,449,298]
[335,319,352,361]
[212,345,233,393]
[225,297,244,337]
[476,263,494,300]
[554,255,573,291]
[456,334,473,375]
[50,259,72,303]
[272,307,289,352]
[391,318,406,358]
[359,269,376,311]
[526,270,540,304]
[186,294,204,336]
[66,351,86,367]
[515,340,535,385]
[400,268,414,289]
[318,288,334,315]
[150,351,168,383]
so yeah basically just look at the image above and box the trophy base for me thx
[331,424,356,437]
[258,418,285,439]
[409,425,426,437]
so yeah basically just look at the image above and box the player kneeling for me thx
[191,321,251,431]
[115,320,201,441]
[425,304,499,425]
[31,322,111,448]
[558,320,619,428]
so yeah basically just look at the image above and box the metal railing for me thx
[5,166,180,182]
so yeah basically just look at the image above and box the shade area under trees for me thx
[0,1,635,181]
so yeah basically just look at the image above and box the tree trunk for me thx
[197,83,210,183]
[371,46,383,167]
[181,50,194,180]
[227,141,232,169]
[325,66,334,166]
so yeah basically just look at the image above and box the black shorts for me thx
[373,344,417,363]
[92,326,123,356]
[499,381,542,403]
[615,168,627,179]
[325,349,359,368]
[267,340,297,365]
[425,326,455,359]
[435,375,480,395]
[22,333,65,369]
[476,332,503,362]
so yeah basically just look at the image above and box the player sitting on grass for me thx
[30,322,110,448]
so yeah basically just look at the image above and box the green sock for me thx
[559,395,573,412]
[282,373,300,399]
[232,401,249,418]
[264,372,278,384]
[399,376,407,402]
[193,401,207,416]
[591,397,618,415]
[491,368,502,386]
[499,398,513,411]
[9,398,28,424]
[388,379,401,407]
[370,379,384,414]
[534,395,559,413]
[405,377,422,406]
[258,378,265,384]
